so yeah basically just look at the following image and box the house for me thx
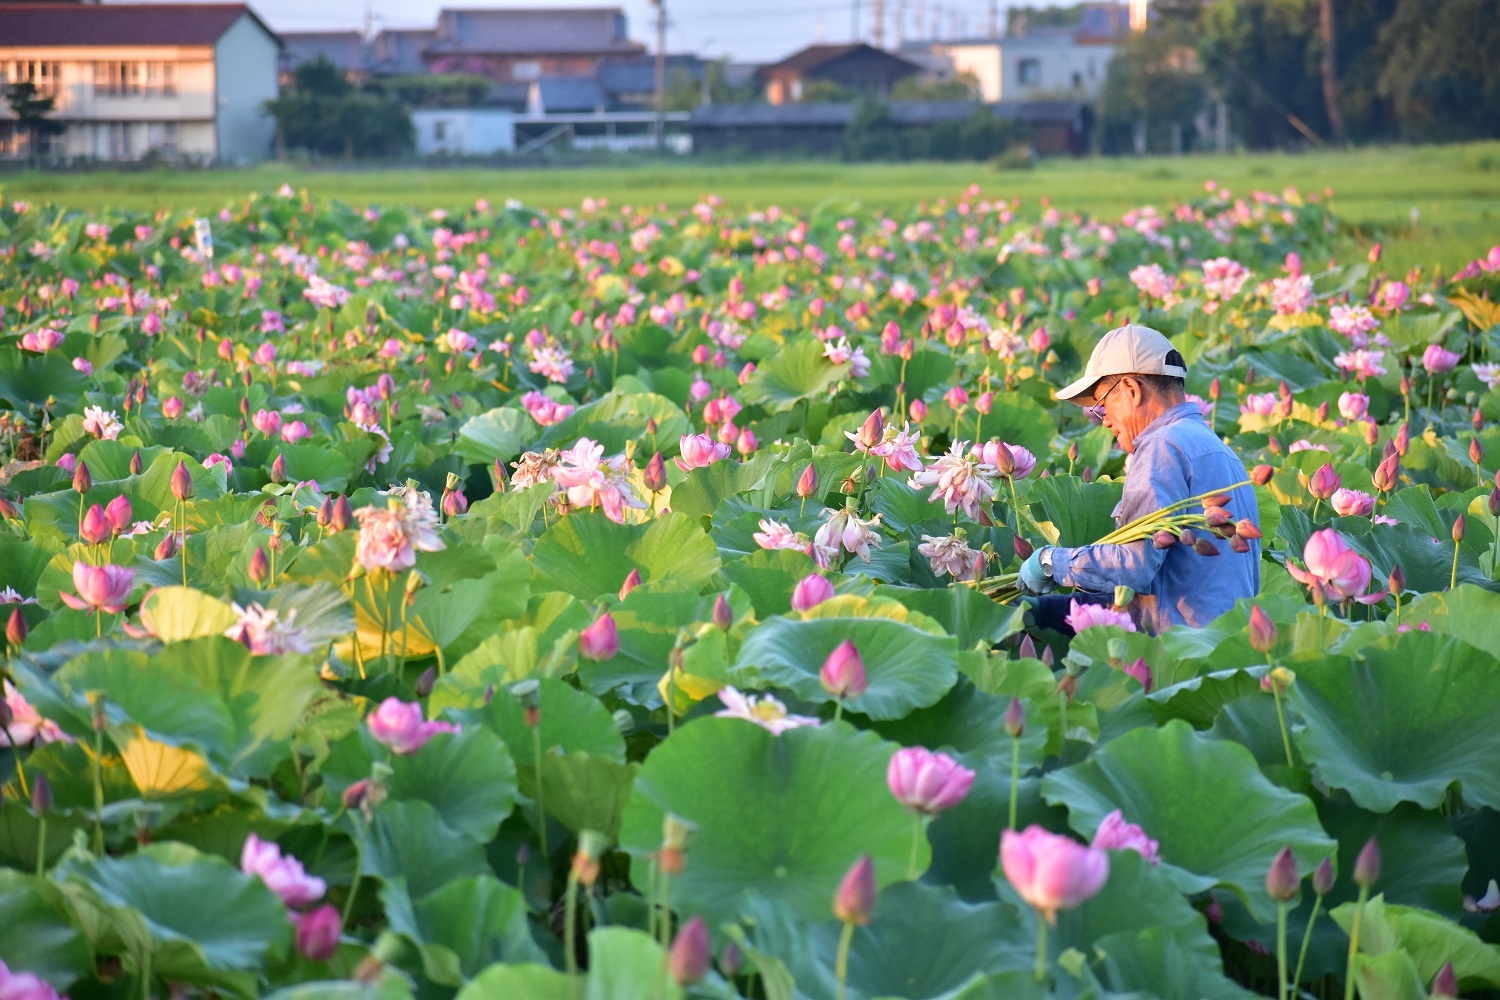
[412,107,515,156]
[369,28,436,77]
[597,55,706,111]
[278,30,366,85]
[759,44,921,105]
[421,7,644,85]
[0,2,280,163]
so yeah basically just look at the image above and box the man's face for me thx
[1088,375,1155,454]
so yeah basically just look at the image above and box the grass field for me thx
[5,142,1498,276]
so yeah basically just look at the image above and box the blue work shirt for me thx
[1052,401,1260,633]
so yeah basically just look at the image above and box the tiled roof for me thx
[280,31,366,72]
[0,3,277,47]
[427,7,643,56]
[760,43,921,79]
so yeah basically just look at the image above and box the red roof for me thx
[0,3,280,47]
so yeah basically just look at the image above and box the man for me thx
[1018,324,1260,633]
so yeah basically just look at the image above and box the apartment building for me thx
[0,3,280,163]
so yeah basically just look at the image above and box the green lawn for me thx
[5,142,1497,276]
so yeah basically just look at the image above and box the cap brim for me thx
[1055,372,1100,402]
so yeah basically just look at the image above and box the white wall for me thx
[413,109,516,156]
[936,40,1115,102]
[214,13,279,164]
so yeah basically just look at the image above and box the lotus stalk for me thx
[1006,698,1025,830]
[1293,859,1334,991]
[1344,838,1381,1000]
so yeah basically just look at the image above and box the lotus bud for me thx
[31,773,52,814]
[1251,464,1275,486]
[6,606,28,648]
[1266,847,1300,903]
[1248,605,1277,654]
[1490,488,1500,518]
[990,441,1016,478]
[1394,422,1410,456]
[80,504,112,545]
[1475,410,1485,432]
[1113,586,1134,609]
[644,451,667,493]
[1153,529,1177,549]
[414,665,437,698]
[1013,535,1034,560]
[248,546,269,584]
[269,452,288,484]
[1229,533,1250,553]
[1178,529,1196,548]
[712,593,733,630]
[170,460,194,501]
[1267,436,1282,455]
[73,460,92,495]
[1372,452,1400,493]
[1245,365,1257,385]
[317,496,333,528]
[1353,837,1381,889]
[1388,564,1405,595]
[1471,438,1484,465]
[1364,422,1379,447]
[442,488,468,518]
[1209,377,1221,401]
[1066,440,1079,463]
[721,942,743,979]
[1313,400,1328,423]
[0,496,17,519]
[129,451,144,475]
[493,458,508,493]
[1431,962,1458,999]
[1313,857,1334,897]
[1400,374,1412,397]
[670,917,711,986]
[330,495,353,532]
[1004,697,1025,738]
[1018,634,1036,659]
[796,463,819,499]
[619,568,642,600]
[820,640,868,699]
[1452,514,1466,543]
[578,611,618,661]
[833,855,876,925]
[1194,537,1221,556]
[1307,464,1340,501]
[856,409,884,451]
[1236,519,1262,540]
[1124,658,1152,691]
[154,532,178,561]
[1041,645,1054,668]
[1204,506,1233,528]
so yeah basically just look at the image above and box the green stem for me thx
[92,724,105,855]
[1034,915,1049,983]
[644,857,658,944]
[1271,674,1295,768]
[656,867,672,998]
[835,920,856,1000]
[178,499,187,588]
[35,814,46,877]
[342,816,364,929]
[833,698,844,725]
[1451,540,1460,590]
[139,945,152,1000]
[1293,895,1323,992]
[907,813,924,880]
[564,867,581,997]
[531,725,549,864]
[2,722,29,799]
[1311,498,1322,522]
[1277,901,1289,1000]
[1008,734,1022,830]
[1343,886,1369,1000]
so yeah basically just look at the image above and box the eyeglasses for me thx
[1086,378,1122,421]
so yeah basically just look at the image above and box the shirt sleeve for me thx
[1051,436,1190,594]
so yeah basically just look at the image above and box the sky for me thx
[230,0,1019,63]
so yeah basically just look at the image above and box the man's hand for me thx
[1018,549,1058,596]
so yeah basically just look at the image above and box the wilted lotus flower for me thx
[886,746,975,816]
[366,697,460,755]
[1000,825,1109,925]
[241,832,327,907]
[1090,809,1160,865]
[59,562,134,614]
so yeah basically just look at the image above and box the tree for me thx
[6,81,65,163]
[1098,24,1208,153]
[263,56,412,159]
[891,72,981,102]
[1376,0,1500,141]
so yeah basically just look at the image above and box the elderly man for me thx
[1018,324,1260,633]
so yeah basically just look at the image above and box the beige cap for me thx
[1056,324,1187,402]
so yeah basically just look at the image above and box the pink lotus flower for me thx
[59,562,134,613]
[0,959,62,1000]
[353,496,445,573]
[676,433,733,471]
[1091,809,1160,865]
[240,833,327,907]
[578,611,619,661]
[1337,392,1368,421]
[366,697,460,755]
[281,420,311,443]
[292,904,342,961]
[1201,257,1251,300]
[1376,281,1409,311]
[1330,488,1374,517]
[1000,825,1109,924]
[973,441,1036,480]
[1286,529,1382,602]
[791,574,835,611]
[1064,599,1136,633]
[1128,263,1174,300]
[887,746,975,815]
[520,391,574,427]
[1240,393,1279,417]
[1334,349,1388,379]
[714,686,820,735]
[1271,274,1314,315]
[1422,343,1460,374]
[1,680,72,747]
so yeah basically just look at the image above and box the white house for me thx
[0,3,281,164]
[931,32,1116,104]
[412,108,516,156]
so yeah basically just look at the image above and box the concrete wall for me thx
[214,13,280,164]
[937,40,1114,102]
[413,108,516,156]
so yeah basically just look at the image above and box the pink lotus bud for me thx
[887,746,975,815]
[31,772,52,814]
[104,495,132,534]
[170,460,194,501]
[294,904,342,962]
[1431,962,1457,999]
[154,533,178,561]
[1422,343,1460,374]
[1266,846,1300,902]
[669,916,711,986]
[1354,837,1380,889]
[578,611,619,661]
[975,391,994,415]
[856,409,884,451]
[643,452,667,493]
[820,640,868,699]
[72,460,92,495]
[248,546,269,585]
[833,855,876,925]
[791,574,835,612]
[1250,464,1275,486]
[909,398,928,421]
[1308,463,1341,500]
[330,495,353,533]
[1000,826,1109,925]
[6,606,28,648]
[79,504,113,545]
[1123,657,1152,692]
[619,568,642,600]
[712,593,733,630]
[795,463,820,500]
[1394,422,1410,456]
[269,453,288,485]
[1313,857,1334,896]
[442,488,468,518]
[1248,605,1277,654]
[1388,565,1405,595]
[1005,698,1025,737]
[1372,452,1400,493]
[1453,514,1466,543]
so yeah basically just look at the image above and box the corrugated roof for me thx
[0,3,277,47]
[689,99,1086,129]
[426,7,643,56]
[533,74,608,112]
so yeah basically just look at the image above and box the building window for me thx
[1018,58,1041,86]
[1072,71,1083,89]
[511,60,541,81]
[2,60,61,97]
[434,120,448,140]
[94,61,178,97]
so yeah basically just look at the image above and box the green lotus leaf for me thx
[585,927,684,1000]
[456,406,530,465]
[1330,894,1500,992]
[456,964,573,1000]
[264,981,415,1000]
[1400,585,1500,660]
[531,510,720,600]
[58,841,290,997]
[534,392,691,456]
[1026,475,1123,548]
[447,677,625,764]
[740,338,845,411]
[358,800,488,900]
[137,586,239,642]
[720,547,822,618]
[383,875,548,986]
[1287,631,1500,812]
[1349,949,1426,1000]
[731,600,958,720]
[535,752,640,840]
[619,718,915,929]
[0,869,92,991]
[876,584,1027,649]
[1041,719,1335,920]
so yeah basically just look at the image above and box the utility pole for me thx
[851,0,861,43]
[988,0,998,37]
[895,0,906,46]
[872,0,884,48]
[1319,0,1345,143]
[652,0,665,152]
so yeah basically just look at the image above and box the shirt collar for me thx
[1134,401,1205,446]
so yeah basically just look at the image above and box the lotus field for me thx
[3,181,1500,1000]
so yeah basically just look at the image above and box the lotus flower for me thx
[1000,825,1109,924]
[366,697,459,755]
[1090,809,1160,865]
[714,686,819,735]
[790,574,835,611]
[1422,343,1460,374]
[1286,529,1384,603]
[241,833,327,907]
[58,562,134,613]
[886,746,975,815]
[578,611,619,661]
[1330,488,1374,517]
[675,432,733,471]
[0,959,62,1000]
[1064,599,1136,633]
[292,904,342,961]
